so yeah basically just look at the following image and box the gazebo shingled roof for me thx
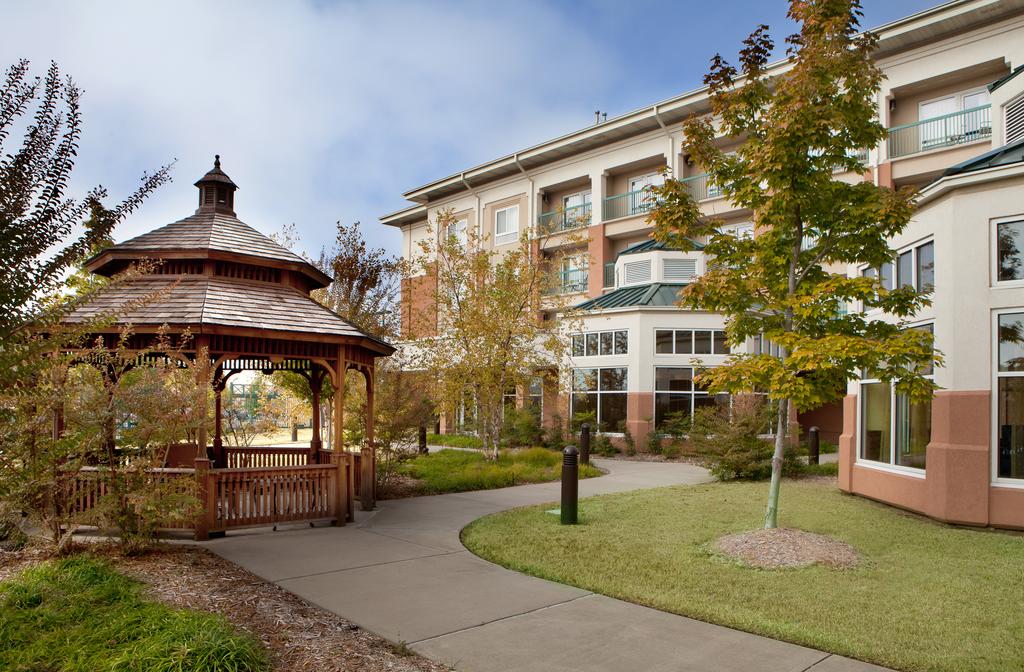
[62,156,392,525]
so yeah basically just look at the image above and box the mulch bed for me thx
[1,544,450,672]
[714,527,859,569]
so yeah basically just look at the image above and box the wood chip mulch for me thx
[1,545,450,672]
[714,528,859,569]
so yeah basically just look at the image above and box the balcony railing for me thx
[680,173,722,201]
[603,188,659,220]
[537,202,591,235]
[603,262,615,288]
[887,104,992,159]
[543,269,588,296]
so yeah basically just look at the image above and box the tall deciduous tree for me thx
[651,0,937,528]
[412,210,578,460]
[0,59,171,390]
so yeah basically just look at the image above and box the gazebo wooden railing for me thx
[67,450,357,536]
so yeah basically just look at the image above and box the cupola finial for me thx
[194,154,238,216]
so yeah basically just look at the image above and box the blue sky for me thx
[2,0,938,259]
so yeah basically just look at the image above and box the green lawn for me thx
[401,447,601,495]
[1,556,268,672]
[462,480,1024,672]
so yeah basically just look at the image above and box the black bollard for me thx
[579,423,591,466]
[561,446,579,525]
[418,425,428,455]
[808,426,820,466]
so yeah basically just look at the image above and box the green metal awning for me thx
[574,283,686,311]
[616,238,704,257]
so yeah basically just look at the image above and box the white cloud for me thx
[1,0,617,258]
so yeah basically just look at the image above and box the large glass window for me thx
[861,240,934,310]
[996,221,1024,282]
[654,367,728,430]
[572,330,628,357]
[571,367,627,433]
[494,205,519,244]
[860,324,933,470]
[654,329,730,355]
[997,312,1024,479]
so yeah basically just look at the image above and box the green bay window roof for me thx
[616,238,703,257]
[574,283,686,311]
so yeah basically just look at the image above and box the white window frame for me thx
[570,366,629,435]
[991,308,1024,488]
[990,215,1024,288]
[571,330,629,358]
[447,217,469,247]
[855,321,933,477]
[857,236,934,313]
[918,87,989,119]
[653,328,730,356]
[494,204,519,245]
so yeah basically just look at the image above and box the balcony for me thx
[537,202,591,235]
[887,104,991,159]
[603,188,658,221]
[680,173,721,201]
[543,268,588,296]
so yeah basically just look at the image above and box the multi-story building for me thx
[381,0,1024,527]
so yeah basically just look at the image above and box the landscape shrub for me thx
[500,406,543,448]
[593,434,619,457]
[399,448,600,494]
[621,426,636,456]
[543,414,565,451]
[688,397,799,480]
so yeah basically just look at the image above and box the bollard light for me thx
[808,426,820,465]
[561,445,579,525]
[579,423,591,466]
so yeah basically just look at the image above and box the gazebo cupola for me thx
[195,154,238,216]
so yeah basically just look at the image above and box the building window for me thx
[861,240,933,308]
[526,377,543,417]
[571,367,627,433]
[654,366,727,430]
[996,220,1024,282]
[447,218,469,247]
[572,330,628,357]
[859,324,933,470]
[996,312,1024,480]
[655,329,730,355]
[627,172,664,215]
[494,205,519,245]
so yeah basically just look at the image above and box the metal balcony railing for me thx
[887,104,992,159]
[543,269,588,296]
[537,202,591,235]
[680,173,722,201]
[603,188,659,220]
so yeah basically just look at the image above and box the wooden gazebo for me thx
[64,156,394,539]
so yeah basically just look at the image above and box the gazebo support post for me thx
[307,367,325,464]
[332,351,350,524]
[194,336,211,462]
[212,372,226,468]
[360,366,375,511]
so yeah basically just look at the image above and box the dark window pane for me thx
[713,330,729,354]
[599,367,627,392]
[999,314,1024,372]
[675,330,693,354]
[573,368,597,391]
[693,394,718,412]
[600,332,614,355]
[861,382,891,463]
[572,335,584,357]
[997,377,1024,479]
[655,367,692,392]
[585,333,598,357]
[571,392,597,418]
[656,330,673,354]
[913,324,934,376]
[897,251,913,288]
[599,394,627,433]
[895,393,930,469]
[614,330,628,354]
[655,393,691,429]
[916,241,934,291]
[862,267,876,280]
[879,262,894,291]
[694,331,712,354]
[997,222,1024,282]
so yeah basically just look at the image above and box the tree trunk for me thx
[764,397,789,529]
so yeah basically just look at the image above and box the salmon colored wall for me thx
[626,391,653,449]
[840,390,1024,529]
[400,262,437,339]
[587,223,611,297]
[798,401,843,444]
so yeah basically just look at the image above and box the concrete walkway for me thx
[204,459,889,672]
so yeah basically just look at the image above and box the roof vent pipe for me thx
[595,110,601,125]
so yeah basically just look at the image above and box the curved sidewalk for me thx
[205,459,889,672]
